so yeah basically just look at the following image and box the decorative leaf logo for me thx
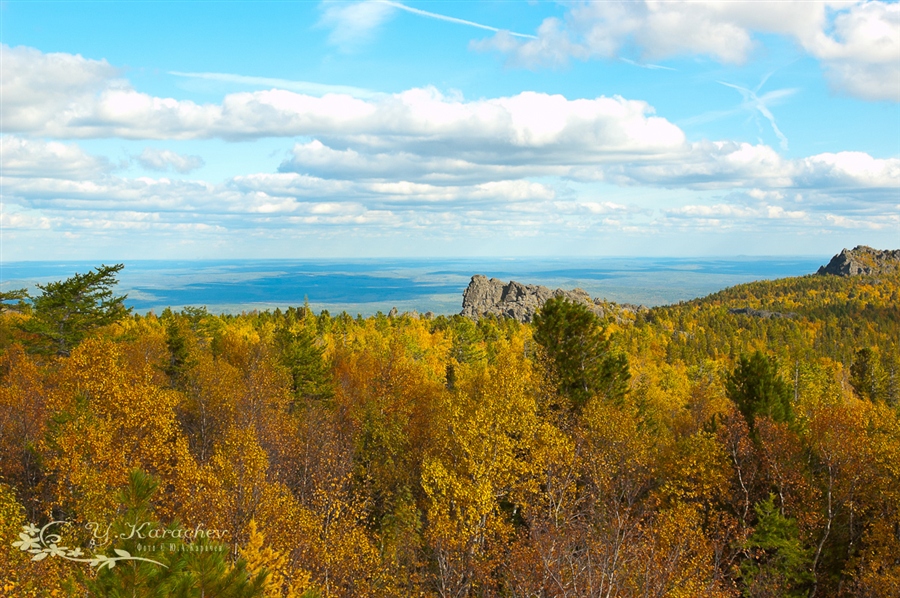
[12,532,41,552]
[11,522,167,569]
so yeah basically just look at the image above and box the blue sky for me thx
[1,0,898,261]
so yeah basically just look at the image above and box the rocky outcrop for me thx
[460,275,647,323]
[728,307,795,319]
[818,246,900,277]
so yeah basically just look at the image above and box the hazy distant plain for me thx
[1,257,828,317]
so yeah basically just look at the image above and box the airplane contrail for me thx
[719,77,796,150]
[377,1,537,39]
[169,72,380,99]
[619,58,676,71]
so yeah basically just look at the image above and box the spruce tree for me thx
[23,264,130,356]
[740,495,813,597]
[726,351,794,431]
[533,296,629,409]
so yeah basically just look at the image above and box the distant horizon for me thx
[0,250,845,265]
[0,255,833,315]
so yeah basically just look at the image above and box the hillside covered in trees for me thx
[0,263,898,597]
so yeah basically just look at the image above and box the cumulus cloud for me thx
[0,45,124,133]
[0,169,570,244]
[3,44,896,251]
[475,1,899,101]
[137,148,205,173]
[0,204,52,230]
[658,198,898,234]
[0,136,111,179]
[665,203,808,222]
[825,213,898,229]
[2,42,895,199]
[3,142,894,227]
[2,164,558,219]
[793,152,900,191]
[599,141,899,197]
[278,139,557,184]
[821,59,900,102]
[2,148,895,253]
[3,48,687,154]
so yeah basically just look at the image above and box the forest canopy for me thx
[0,265,898,597]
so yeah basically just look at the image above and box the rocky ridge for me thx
[817,245,900,277]
[460,275,647,323]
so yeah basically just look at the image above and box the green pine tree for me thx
[849,347,887,403]
[274,320,333,403]
[740,495,813,598]
[726,351,794,431]
[83,470,267,598]
[22,264,130,357]
[532,296,630,409]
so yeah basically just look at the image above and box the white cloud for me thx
[137,148,205,173]
[476,1,833,65]
[3,144,894,233]
[601,141,899,195]
[0,204,52,230]
[666,202,807,222]
[825,213,896,229]
[794,151,900,189]
[3,43,895,253]
[800,2,900,100]
[2,48,687,153]
[0,136,111,179]
[2,163,558,222]
[475,1,900,101]
[2,152,894,256]
[802,1,899,63]
[470,19,588,69]
[579,201,631,215]
[319,0,396,49]
[279,139,555,184]
[820,59,900,102]
[0,45,123,133]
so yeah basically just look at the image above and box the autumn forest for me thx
[1,264,898,597]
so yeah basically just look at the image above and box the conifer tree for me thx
[84,470,267,597]
[849,347,887,403]
[0,289,29,314]
[533,296,629,409]
[274,321,332,402]
[740,495,813,597]
[23,264,130,356]
[726,351,793,431]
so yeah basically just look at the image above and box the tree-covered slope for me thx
[1,265,898,597]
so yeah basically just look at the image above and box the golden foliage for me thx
[1,268,898,596]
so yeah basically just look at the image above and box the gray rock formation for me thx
[817,246,900,276]
[460,275,646,323]
[728,307,795,319]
